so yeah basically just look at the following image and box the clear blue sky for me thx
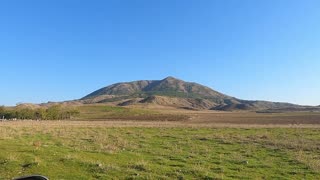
[1,0,319,106]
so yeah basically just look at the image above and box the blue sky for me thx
[1,0,319,106]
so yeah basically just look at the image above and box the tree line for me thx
[0,105,80,120]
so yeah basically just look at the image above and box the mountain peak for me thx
[82,77,227,102]
[162,76,181,81]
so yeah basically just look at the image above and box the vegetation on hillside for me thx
[81,77,227,103]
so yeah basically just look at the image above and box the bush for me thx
[0,105,79,120]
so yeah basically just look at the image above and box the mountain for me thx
[81,76,304,111]
[83,76,227,99]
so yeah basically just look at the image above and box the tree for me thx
[0,105,79,120]
[46,105,61,120]
[0,106,5,119]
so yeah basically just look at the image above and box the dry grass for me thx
[1,119,320,129]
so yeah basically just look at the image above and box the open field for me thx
[1,105,320,179]
[0,119,320,179]
[76,104,320,125]
[186,111,320,125]
[2,104,320,125]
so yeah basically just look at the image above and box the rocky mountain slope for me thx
[81,76,305,111]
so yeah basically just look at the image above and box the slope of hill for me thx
[81,76,305,111]
[83,77,228,101]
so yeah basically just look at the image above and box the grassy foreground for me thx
[0,124,320,179]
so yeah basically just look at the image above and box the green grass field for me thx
[0,124,319,179]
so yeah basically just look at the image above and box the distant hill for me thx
[82,76,229,103]
[80,76,310,111]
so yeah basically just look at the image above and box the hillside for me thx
[81,76,306,111]
[82,76,229,100]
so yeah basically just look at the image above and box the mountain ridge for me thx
[79,76,311,111]
[83,77,229,99]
